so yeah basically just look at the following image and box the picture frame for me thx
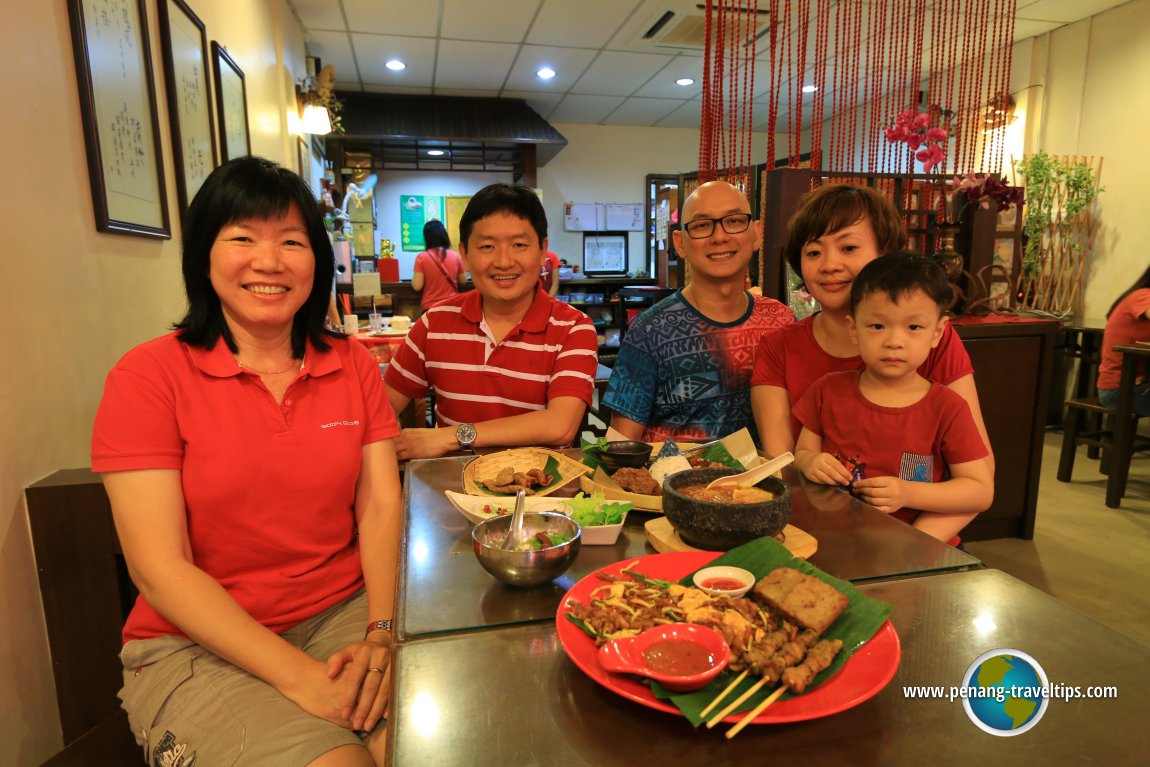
[583,232,629,276]
[211,41,250,161]
[66,0,170,238]
[157,0,216,216]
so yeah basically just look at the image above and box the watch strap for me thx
[366,618,393,636]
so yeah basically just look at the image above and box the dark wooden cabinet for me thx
[556,277,659,363]
[953,318,1060,540]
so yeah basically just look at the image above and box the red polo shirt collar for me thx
[459,284,552,333]
[185,334,343,378]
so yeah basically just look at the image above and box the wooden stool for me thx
[1057,396,1149,482]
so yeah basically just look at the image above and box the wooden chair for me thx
[580,364,613,440]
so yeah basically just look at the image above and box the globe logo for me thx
[961,649,1049,736]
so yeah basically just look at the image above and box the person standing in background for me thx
[412,219,466,310]
[540,249,562,296]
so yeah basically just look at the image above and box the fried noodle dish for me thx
[566,565,846,694]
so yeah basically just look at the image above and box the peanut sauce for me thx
[642,639,717,676]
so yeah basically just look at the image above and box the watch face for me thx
[456,423,477,445]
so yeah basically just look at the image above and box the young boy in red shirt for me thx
[792,252,994,544]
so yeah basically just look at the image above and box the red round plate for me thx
[555,551,901,724]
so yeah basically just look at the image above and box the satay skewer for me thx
[725,638,844,738]
[725,685,787,738]
[704,675,771,728]
[706,626,821,727]
[699,670,747,719]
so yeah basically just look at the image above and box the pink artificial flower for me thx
[913,113,931,129]
[926,127,949,142]
[906,133,923,150]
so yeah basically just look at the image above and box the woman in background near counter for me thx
[1098,265,1150,415]
[540,249,562,296]
[412,218,467,309]
[91,156,400,766]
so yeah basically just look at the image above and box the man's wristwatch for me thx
[455,423,478,451]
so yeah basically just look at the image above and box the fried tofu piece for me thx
[751,567,848,635]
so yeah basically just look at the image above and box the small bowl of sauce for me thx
[597,623,731,692]
[691,565,755,598]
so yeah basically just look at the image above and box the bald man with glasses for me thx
[604,180,794,443]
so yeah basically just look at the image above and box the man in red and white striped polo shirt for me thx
[384,183,598,459]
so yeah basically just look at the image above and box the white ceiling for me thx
[287,0,1131,129]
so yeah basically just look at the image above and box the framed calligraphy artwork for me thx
[211,42,250,161]
[66,0,170,238]
[158,0,216,216]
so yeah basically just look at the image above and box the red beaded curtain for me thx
[759,0,1017,180]
[698,0,760,189]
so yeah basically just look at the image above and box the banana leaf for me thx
[649,535,892,726]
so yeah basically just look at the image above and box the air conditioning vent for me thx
[634,6,770,51]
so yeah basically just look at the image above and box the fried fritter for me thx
[751,567,848,635]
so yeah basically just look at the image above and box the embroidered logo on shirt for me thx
[899,453,933,482]
[152,730,197,767]
[320,419,361,429]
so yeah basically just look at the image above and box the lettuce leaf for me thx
[564,492,633,527]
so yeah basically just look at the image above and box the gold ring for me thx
[368,667,384,674]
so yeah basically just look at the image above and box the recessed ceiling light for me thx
[676,78,695,86]
[426,149,445,157]
[801,84,818,93]
[385,59,406,72]
[537,67,556,80]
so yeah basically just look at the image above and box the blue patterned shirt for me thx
[604,291,793,442]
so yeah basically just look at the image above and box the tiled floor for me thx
[965,430,1150,647]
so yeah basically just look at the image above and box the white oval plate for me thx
[444,490,570,526]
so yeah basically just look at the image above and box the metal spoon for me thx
[501,488,530,550]
[705,452,795,491]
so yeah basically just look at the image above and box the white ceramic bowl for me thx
[691,566,755,598]
[578,515,627,545]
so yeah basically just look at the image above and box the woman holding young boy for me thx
[750,184,993,470]
[792,253,994,543]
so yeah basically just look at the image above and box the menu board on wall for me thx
[399,194,445,251]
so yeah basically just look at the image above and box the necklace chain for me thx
[236,358,302,376]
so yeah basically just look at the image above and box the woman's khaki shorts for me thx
[119,590,373,766]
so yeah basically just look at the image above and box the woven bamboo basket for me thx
[462,448,591,497]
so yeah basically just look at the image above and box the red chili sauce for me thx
[700,577,746,591]
[642,639,717,676]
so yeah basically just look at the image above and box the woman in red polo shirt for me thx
[92,157,400,766]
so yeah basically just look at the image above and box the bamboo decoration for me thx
[1013,153,1104,317]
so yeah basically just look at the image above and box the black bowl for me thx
[662,467,791,551]
[599,440,654,473]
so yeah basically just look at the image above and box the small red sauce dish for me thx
[597,623,731,692]
[691,565,755,598]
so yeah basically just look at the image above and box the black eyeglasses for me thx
[682,213,752,239]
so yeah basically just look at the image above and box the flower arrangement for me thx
[950,173,1024,214]
[884,109,949,172]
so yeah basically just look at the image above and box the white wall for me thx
[0,1,306,763]
[1024,0,1150,317]
[373,171,509,278]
